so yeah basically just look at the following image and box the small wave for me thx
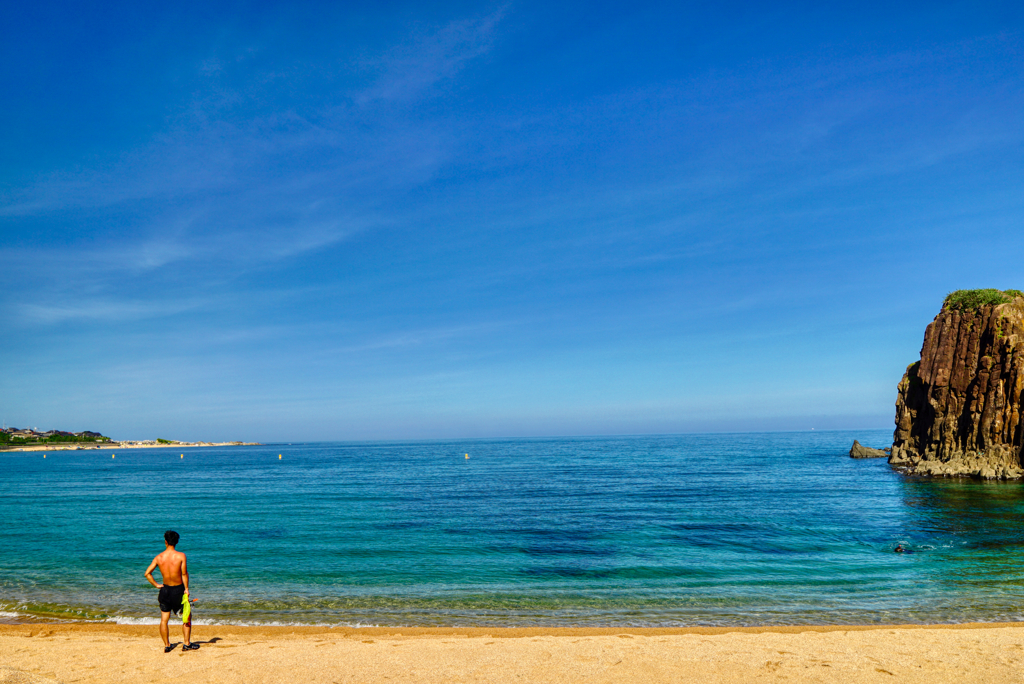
[105,616,161,625]
[103,616,381,628]
[205,620,381,628]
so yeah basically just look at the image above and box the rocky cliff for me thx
[890,289,1024,479]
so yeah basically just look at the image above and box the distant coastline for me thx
[0,427,260,452]
[2,440,261,452]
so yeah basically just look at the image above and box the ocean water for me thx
[2,429,1024,627]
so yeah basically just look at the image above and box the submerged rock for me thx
[890,289,1024,479]
[849,440,888,458]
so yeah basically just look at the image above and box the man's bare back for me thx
[147,547,187,587]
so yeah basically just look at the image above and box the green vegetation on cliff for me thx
[943,289,1024,312]
[39,434,109,443]
[0,430,110,446]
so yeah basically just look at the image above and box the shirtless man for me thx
[144,530,199,653]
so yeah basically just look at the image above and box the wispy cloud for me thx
[0,9,510,279]
[0,118,422,276]
[16,297,207,325]
[322,319,520,356]
[355,7,506,105]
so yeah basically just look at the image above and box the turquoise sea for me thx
[2,429,1024,627]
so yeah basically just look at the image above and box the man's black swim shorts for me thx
[158,584,186,614]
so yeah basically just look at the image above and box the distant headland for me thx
[0,426,259,451]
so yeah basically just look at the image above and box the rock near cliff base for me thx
[850,440,888,458]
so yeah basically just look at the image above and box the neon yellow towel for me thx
[182,591,191,624]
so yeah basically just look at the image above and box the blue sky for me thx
[2,2,1023,441]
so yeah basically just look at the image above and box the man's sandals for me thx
[183,643,200,651]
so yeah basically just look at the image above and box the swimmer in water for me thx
[894,543,912,553]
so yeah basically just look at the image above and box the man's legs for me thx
[159,611,171,647]
[183,619,191,646]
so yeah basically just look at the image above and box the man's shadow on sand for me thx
[166,637,222,650]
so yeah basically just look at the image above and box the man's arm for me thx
[181,554,190,594]
[144,556,163,588]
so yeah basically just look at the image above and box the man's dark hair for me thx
[164,530,180,546]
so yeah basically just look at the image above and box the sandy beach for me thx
[2,622,1023,683]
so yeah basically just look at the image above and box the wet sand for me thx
[2,622,1023,683]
